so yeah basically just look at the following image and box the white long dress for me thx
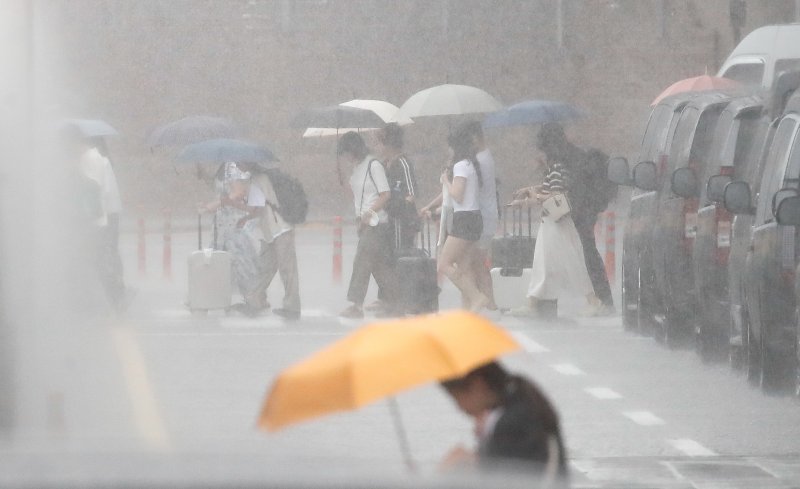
[527,213,593,300]
[526,162,593,301]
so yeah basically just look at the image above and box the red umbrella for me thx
[651,74,740,106]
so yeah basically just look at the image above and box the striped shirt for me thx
[542,162,571,193]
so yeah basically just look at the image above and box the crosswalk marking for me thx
[551,363,586,376]
[623,410,665,426]
[585,387,623,400]
[668,439,717,457]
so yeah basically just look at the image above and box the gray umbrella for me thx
[148,115,239,148]
[176,138,278,165]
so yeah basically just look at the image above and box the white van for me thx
[718,23,800,88]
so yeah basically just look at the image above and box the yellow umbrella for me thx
[258,310,520,432]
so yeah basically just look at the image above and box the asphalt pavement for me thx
[4,221,800,488]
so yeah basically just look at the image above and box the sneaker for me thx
[364,299,386,312]
[274,308,301,321]
[339,304,364,319]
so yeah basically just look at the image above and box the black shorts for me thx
[450,210,483,241]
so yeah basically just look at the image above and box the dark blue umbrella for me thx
[62,118,119,137]
[177,138,278,164]
[482,100,583,128]
[148,115,239,148]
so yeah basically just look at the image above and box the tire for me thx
[636,267,657,338]
[746,316,761,386]
[663,305,692,350]
[622,262,638,332]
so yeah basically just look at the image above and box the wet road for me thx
[5,222,800,488]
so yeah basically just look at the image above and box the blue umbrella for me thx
[482,100,583,128]
[148,115,239,148]
[177,138,278,165]
[62,118,119,137]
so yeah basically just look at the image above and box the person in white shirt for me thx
[438,128,491,312]
[337,132,396,319]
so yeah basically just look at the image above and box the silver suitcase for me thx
[490,267,532,311]
[187,214,232,312]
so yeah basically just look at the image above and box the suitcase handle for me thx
[502,205,532,238]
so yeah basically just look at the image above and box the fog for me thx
[5,1,800,486]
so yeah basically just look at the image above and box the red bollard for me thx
[137,210,146,276]
[604,211,616,284]
[163,208,172,281]
[333,216,343,284]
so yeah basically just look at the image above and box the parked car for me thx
[644,92,733,346]
[718,23,800,88]
[690,94,766,361]
[724,88,800,393]
[610,92,702,335]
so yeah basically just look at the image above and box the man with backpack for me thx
[246,162,305,321]
[537,123,615,315]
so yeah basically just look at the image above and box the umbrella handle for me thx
[388,397,417,473]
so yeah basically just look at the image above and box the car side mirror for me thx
[707,174,733,203]
[607,156,632,186]
[776,195,800,226]
[671,167,698,198]
[632,161,658,191]
[772,187,800,217]
[723,181,753,215]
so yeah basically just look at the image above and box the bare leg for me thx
[438,236,489,311]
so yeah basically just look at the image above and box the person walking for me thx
[510,154,600,317]
[460,121,499,312]
[439,361,568,483]
[338,132,396,319]
[247,163,302,321]
[535,123,614,315]
[438,128,490,312]
[367,123,419,315]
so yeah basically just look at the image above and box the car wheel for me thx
[697,314,726,363]
[759,327,791,394]
[663,305,692,350]
[745,313,761,386]
[637,267,657,338]
[795,309,800,399]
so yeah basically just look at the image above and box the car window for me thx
[743,117,777,196]
[663,106,700,194]
[638,104,673,163]
[721,61,764,86]
[756,116,800,224]
[699,110,736,203]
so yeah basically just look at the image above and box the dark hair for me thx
[337,131,368,160]
[537,122,566,152]
[381,122,404,149]
[447,127,483,187]
[458,120,484,143]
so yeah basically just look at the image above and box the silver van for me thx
[718,23,800,88]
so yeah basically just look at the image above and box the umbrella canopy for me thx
[651,75,740,106]
[258,310,520,432]
[62,118,119,137]
[176,138,278,165]
[148,115,239,147]
[291,105,386,131]
[482,100,583,128]
[302,99,413,138]
[397,83,503,119]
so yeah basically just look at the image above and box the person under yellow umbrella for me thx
[257,310,566,481]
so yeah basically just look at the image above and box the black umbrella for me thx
[290,105,386,130]
[148,115,239,148]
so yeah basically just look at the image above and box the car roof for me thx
[681,91,737,111]
[723,93,765,118]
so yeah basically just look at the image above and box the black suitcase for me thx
[395,219,439,315]
[491,206,535,269]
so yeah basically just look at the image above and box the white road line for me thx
[550,363,585,376]
[623,410,665,426]
[509,331,550,353]
[668,439,717,457]
[111,327,171,451]
[584,387,622,400]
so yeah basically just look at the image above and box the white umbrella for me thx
[397,83,503,119]
[302,99,413,138]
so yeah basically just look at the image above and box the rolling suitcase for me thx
[187,214,232,313]
[395,218,439,315]
[491,206,535,269]
[491,267,532,311]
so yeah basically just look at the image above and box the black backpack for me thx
[263,168,309,225]
[584,148,616,214]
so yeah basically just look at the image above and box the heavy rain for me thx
[4,1,800,488]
